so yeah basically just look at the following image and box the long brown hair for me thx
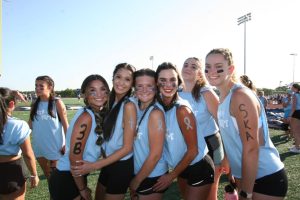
[30,75,57,121]
[103,63,136,140]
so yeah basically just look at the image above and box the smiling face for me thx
[135,75,156,108]
[157,69,178,101]
[85,80,108,110]
[181,58,202,83]
[113,68,134,98]
[205,53,233,88]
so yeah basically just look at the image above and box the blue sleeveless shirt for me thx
[104,98,134,160]
[31,99,65,160]
[218,83,284,179]
[163,97,207,169]
[132,99,168,177]
[179,86,219,137]
[57,108,101,171]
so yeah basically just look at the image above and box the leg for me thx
[185,183,212,200]
[0,183,26,200]
[138,193,163,200]
[104,193,125,200]
[37,157,51,180]
[253,192,285,200]
[95,182,106,200]
[177,177,188,198]
[206,165,222,200]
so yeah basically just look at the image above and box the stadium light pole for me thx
[149,56,154,69]
[237,13,251,75]
[290,53,297,83]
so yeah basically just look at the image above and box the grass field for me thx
[13,98,300,200]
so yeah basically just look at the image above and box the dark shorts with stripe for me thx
[0,158,27,195]
[179,155,215,187]
[136,173,169,195]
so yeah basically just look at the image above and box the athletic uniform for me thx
[0,116,31,194]
[49,108,101,200]
[132,98,168,195]
[163,97,214,187]
[179,86,224,165]
[31,99,65,160]
[291,93,300,119]
[98,98,134,194]
[218,83,288,197]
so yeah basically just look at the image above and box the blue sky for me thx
[1,0,300,91]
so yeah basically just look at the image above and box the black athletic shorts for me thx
[98,157,134,194]
[253,168,288,197]
[179,155,215,187]
[49,169,88,200]
[0,158,27,195]
[136,173,168,195]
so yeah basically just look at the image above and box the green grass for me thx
[12,98,300,200]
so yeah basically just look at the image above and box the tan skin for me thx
[181,57,226,200]
[28,80,69,181]
[290,86,300,149]
[71,68,136,200]
[153,69,210,200]
[205,53,284,200]
[70,79,109,200]
[0,100,39,200]
[129,75,166,200]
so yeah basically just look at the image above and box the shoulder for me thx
[76,110,92,124]
[149,107,164,119]
[176,104,193,116]
[124,101,136,111]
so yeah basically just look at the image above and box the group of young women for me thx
[1,48,288,200]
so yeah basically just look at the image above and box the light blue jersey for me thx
[0,116,31,155]
[179,86,219,137]
[133,99,168,177]
[163,97,207,169]
[31,99,65,160]
[57,108,101,171]
[218,83,284,179]
[294,93,300,110]
[104,98,133,160]
[282,96,292,118]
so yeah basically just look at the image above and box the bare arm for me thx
[231,89,259,194]
[203,89,219,120]
[130,109,166,191]
[69,112,92,198]
[56,99,69,133]
[171,106,198,178]
[20,137,39,188]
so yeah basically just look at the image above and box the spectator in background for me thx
[258,90,268,110]
[289,83,300,153]
[240,75,256,92]
[281,90,293,139]
[0,88,39,200]
[29,75,69,195]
